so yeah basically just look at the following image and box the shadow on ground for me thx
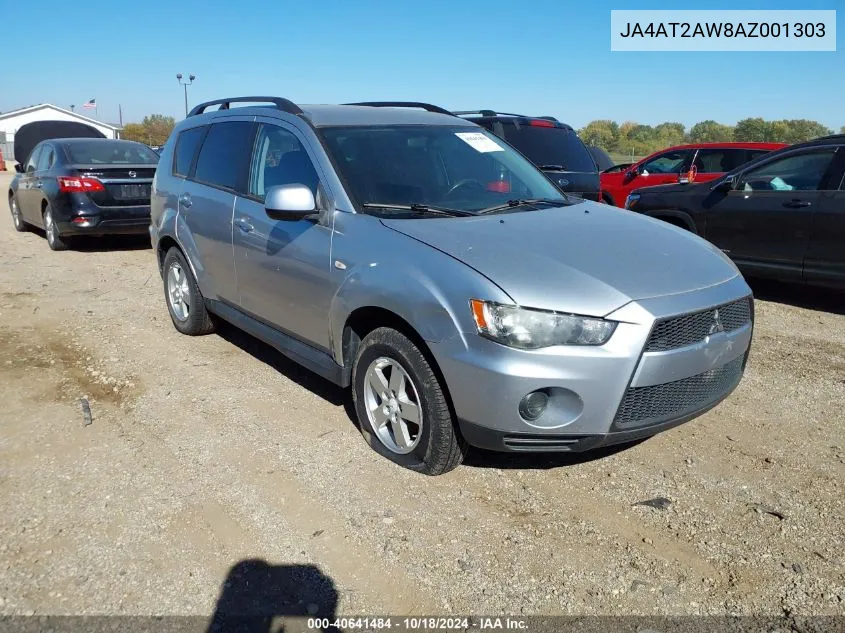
[213,320,356,421]
[748,278,844,315]
[207,559,340,633]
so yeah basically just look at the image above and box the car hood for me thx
[381,201,739,317]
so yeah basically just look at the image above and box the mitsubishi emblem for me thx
[710,309,725,334]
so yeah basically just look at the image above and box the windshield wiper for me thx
[539,164,567,171]
[361,202,473,217]
[476,198,567,215]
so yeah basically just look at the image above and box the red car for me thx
[600,142,787,208]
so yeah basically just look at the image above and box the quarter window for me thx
[36,146,54,171]
[248,124,319,200]
[738,149,837,192]
[172,126,207,178]
[194,121,255,192]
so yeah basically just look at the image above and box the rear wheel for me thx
[43,203,70,250]
[9,195,27,232]
[352,327,466,475]
[163,247,215,335]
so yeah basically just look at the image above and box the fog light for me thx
[519,391,549,421]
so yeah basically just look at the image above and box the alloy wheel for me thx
[166,262,191,322]
[363,357,423,454]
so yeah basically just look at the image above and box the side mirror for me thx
[623,169,637,183]
[14,163,23,173]
[264,184,316,221]
[715,175,737,192]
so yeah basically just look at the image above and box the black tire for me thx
[162,247,215,335]
[602,193,616,207]
[352,327,466,475]
[9,195,28,232]
[43,202,70,250]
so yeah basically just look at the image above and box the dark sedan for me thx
[625,134,845,289]
[8,138,158,250]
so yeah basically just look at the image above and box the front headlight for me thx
[624,193,640,209]
[470,300,617,349]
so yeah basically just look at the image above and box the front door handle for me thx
[178,193,192,208]
[783,200,811,209]
[235,217,254,233]
[34,181,42,188]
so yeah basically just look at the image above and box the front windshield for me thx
[320,125,566,214]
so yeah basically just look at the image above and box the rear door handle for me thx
[34,181,42,189]
[178,193,192,208]
[783,200,811,208]
[235,217,254,233]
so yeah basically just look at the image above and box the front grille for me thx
[645,297,752,352]
[613,355,744,430]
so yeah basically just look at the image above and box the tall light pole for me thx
[176,73,196,117]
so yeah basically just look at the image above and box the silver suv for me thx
[150,97,753,475]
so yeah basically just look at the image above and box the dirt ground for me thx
[1,171,844,621]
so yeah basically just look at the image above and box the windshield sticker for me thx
[455,132,504,153]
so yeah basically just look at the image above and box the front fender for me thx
[329,262,472,364]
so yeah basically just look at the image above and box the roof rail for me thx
[453,110,528,118]
[188,96,303,117]
[537,116,559,122]
[344,101,454,116]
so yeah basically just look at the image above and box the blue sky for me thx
[3,0,842,130]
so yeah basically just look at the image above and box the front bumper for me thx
[431,276,752,452]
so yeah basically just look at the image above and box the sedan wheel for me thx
[43,206,69,250]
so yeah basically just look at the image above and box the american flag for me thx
[82,99,96,110]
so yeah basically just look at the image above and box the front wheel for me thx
[352,327,466,475]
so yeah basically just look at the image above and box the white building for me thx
[0,104,122,168]
[0,104,122,164]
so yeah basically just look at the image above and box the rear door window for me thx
[494,122,596,173]
[173,126,207,178]
[694,148,749,173]
[36,145,54,171]
[193,121,255,193]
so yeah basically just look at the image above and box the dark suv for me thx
[626,135,845,288]
[455,111,600,201]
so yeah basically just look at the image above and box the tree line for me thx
[579,118,843,157]
[120,114,176,146]
[117,113,844,157]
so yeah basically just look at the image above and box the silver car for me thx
[150,97,753,475]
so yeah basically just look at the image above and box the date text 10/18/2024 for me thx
[306,617,528,630]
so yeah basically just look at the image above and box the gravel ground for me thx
[1,171,844,621]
